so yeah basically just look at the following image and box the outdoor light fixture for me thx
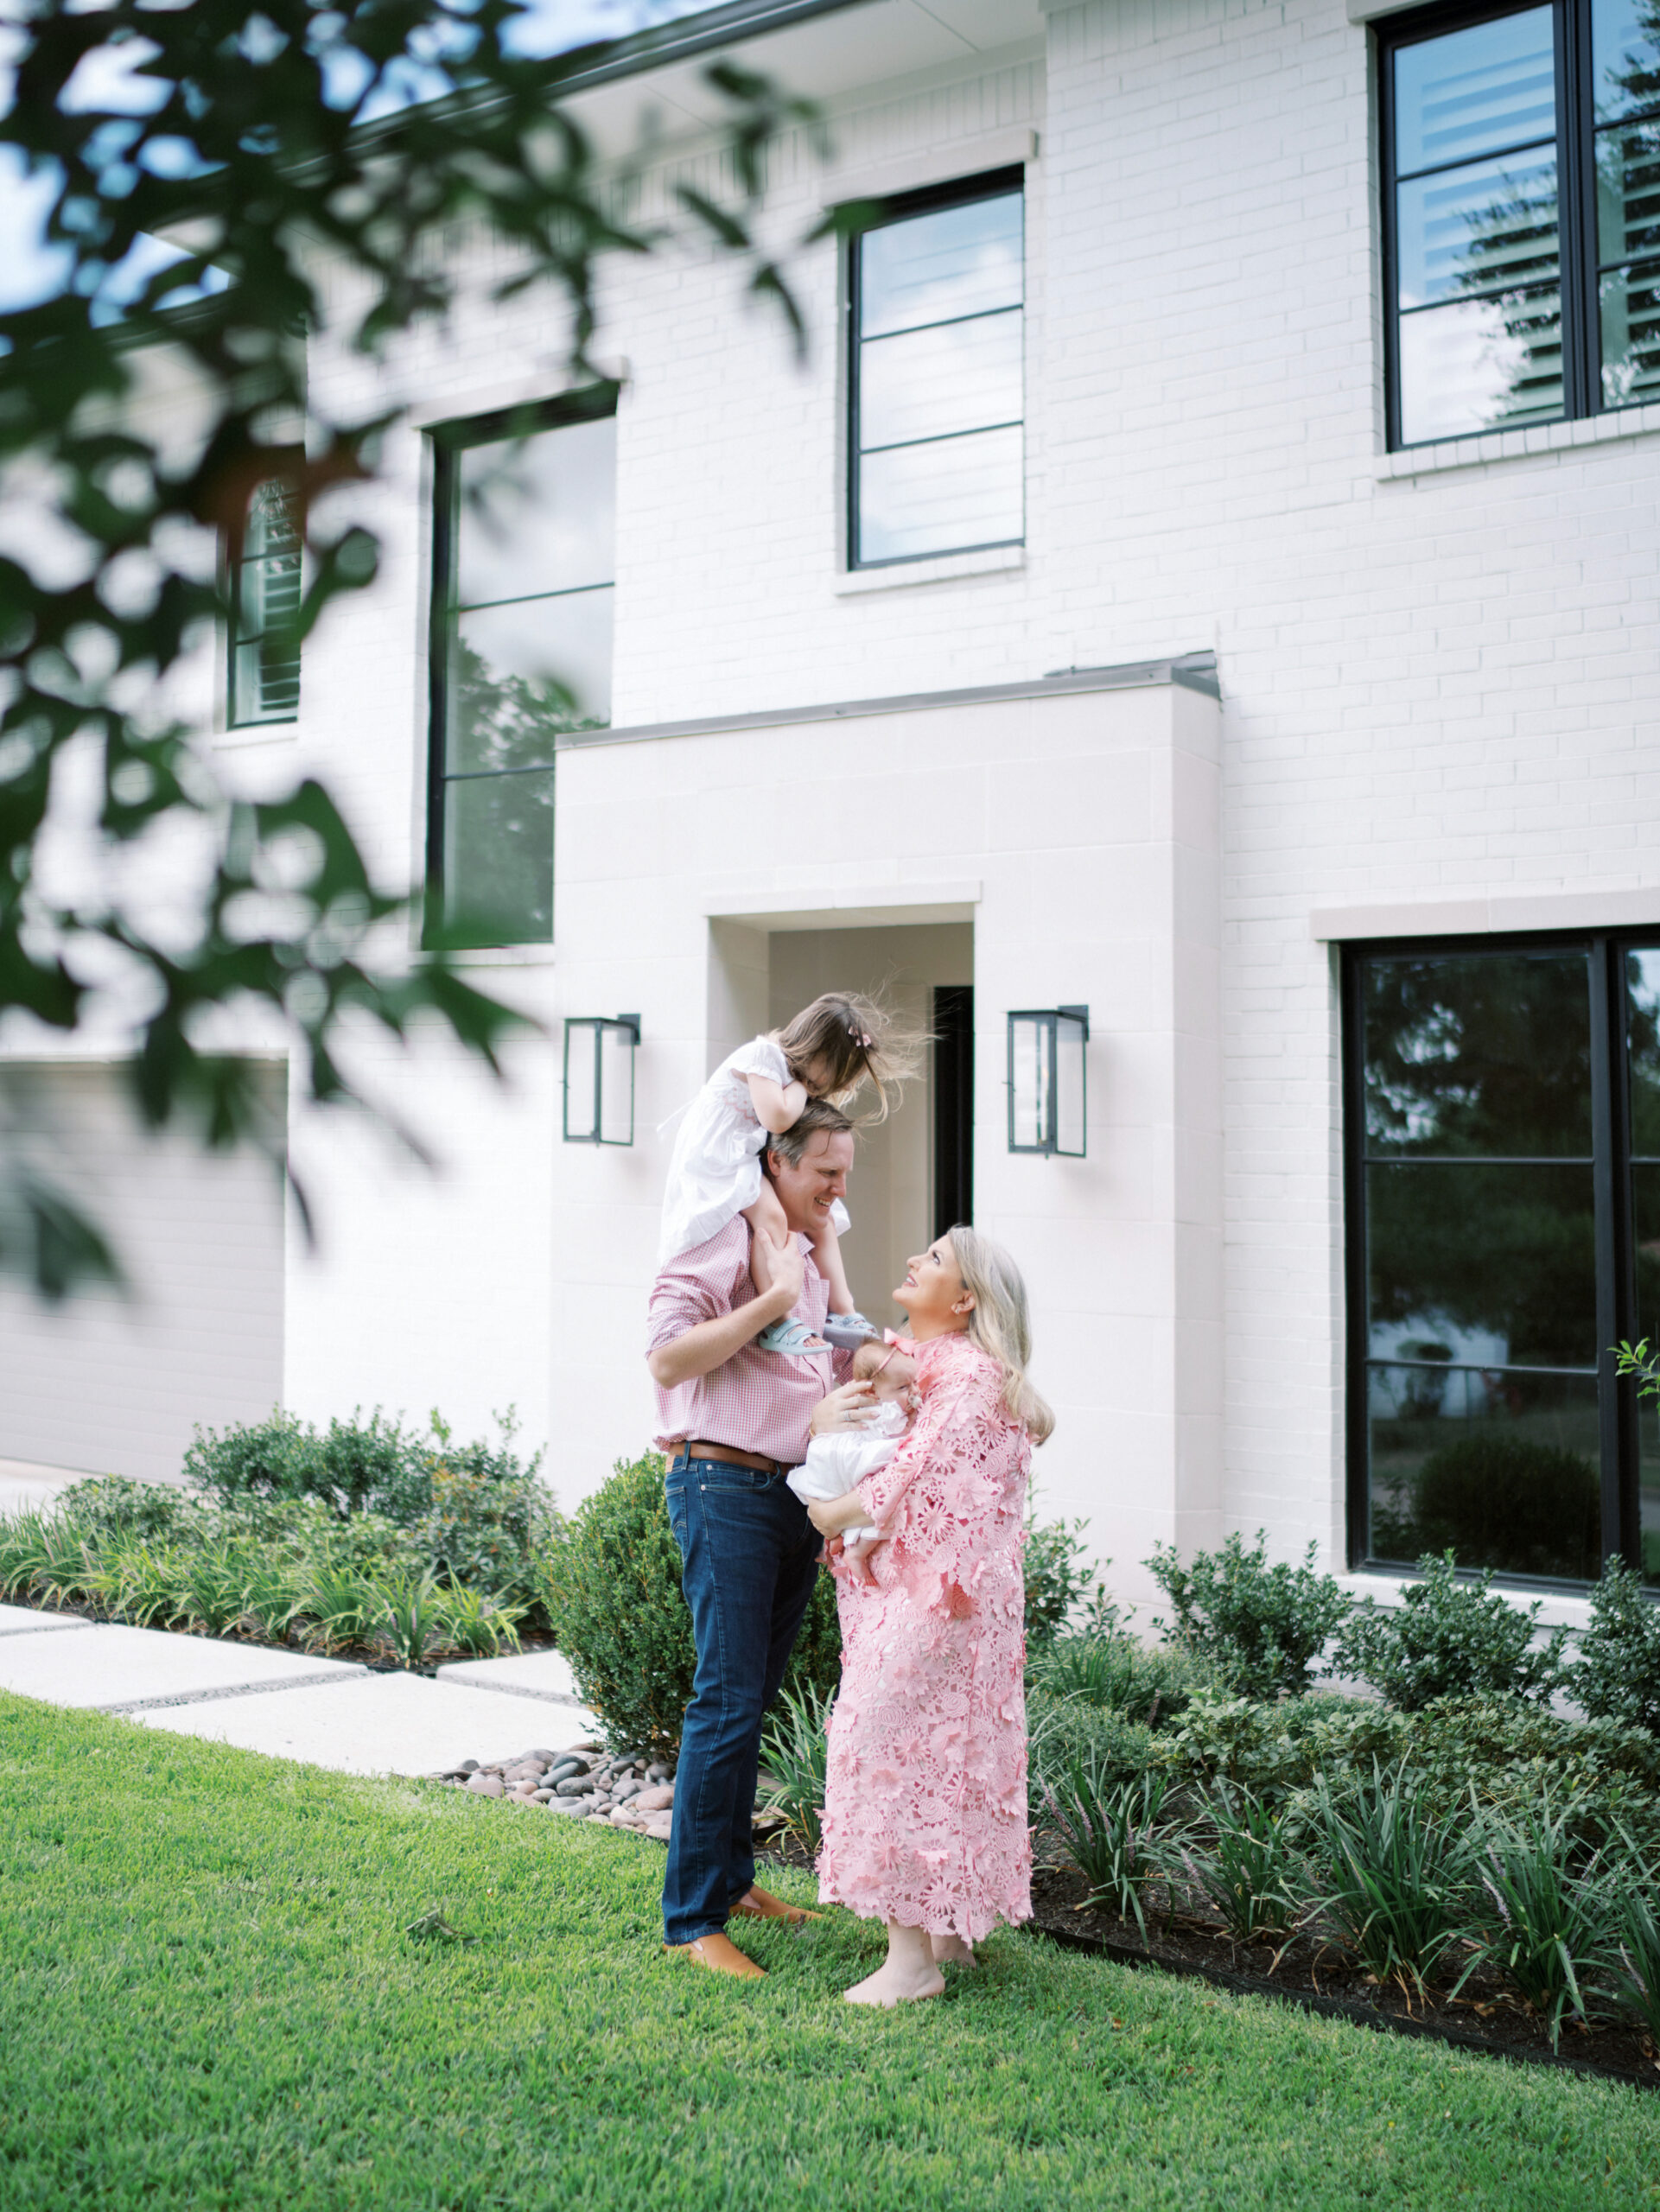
[563,1014,639,1145]
[1007,1006,1089,1157]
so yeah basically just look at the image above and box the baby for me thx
[788,1339,919,1580]
[657,991,920,1354]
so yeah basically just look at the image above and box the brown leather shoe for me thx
[663,1932,766,1980]
[730,1885,822,1926]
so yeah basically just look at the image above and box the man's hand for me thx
[748,1229,805,1313]
[646,1240,806,1389]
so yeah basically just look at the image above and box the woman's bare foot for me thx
[843,1959,945,2007]
[931,1933,977,1968]
[845,1922,945,2006]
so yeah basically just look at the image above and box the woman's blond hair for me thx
[775,991,926,1124]
[945,1224,1054,1445]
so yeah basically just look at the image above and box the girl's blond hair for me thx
[775,991,925,1124]
[945,1224,1055,1445]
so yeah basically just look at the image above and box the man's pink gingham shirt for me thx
[647,1218,849,1465]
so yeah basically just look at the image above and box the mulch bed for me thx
[1024,1859,1660,2094]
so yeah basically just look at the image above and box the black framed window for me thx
[228,473,301,727]
[426,388,617,948]
[1345,935,1660,1589]
[848,168,1024,567]
[1379,0,1660,447]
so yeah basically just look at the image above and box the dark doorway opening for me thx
[933,984,974,1238]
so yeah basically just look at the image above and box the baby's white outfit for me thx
[657,1033,852,1267]
[786,1396,910,1548]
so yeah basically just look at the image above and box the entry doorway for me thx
[709,918,972,1332]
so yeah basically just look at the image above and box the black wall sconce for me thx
[563,1014,640,1144]
[1007,1006,1089,1156]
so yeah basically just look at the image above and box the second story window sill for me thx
[1376,401,1660,483]
[834,545,1025,596]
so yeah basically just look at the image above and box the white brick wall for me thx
[50,0,1654,1580]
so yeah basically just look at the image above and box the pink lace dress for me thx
[816,1332,1032,1942]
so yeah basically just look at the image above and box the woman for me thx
[805,1225,1053,2005]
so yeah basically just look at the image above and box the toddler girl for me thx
[788,1338,919,1577]
[657,991,918,1353]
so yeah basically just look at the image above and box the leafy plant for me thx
[297,1562,386,1654]
[1332,1553,1568,1711]
[1182,1783,1303,1942]
[1040,1760,1182,1941]
[82,1541,185,1630]
[430,1585,524,1659]
[760,1681,833,1855]
[374,1570,445,1669]
[1473,1803,1615,2050]
[1573,1556,1660,1738]
[1028,1632,1198,1729]
[54,1478,197,1548]
[1307,1763,1479,1998]
[1144,1530,1350,1700]
[537,1453,841,1757]
[0,4,826,1295]
[1602,1860,1660,2044]
[1024,1515,1116,1650]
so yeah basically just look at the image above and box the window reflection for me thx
[431,404,616,947]
[230,476,302,727]
[852,180,1023,565]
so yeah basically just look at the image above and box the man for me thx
[646,1099,869,1980]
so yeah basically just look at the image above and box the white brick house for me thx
[5,0,1658,1620]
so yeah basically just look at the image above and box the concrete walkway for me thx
[0,1607,601,1776]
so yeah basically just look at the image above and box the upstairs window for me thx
[848,169,1024,566]
[1381,0,1660,447]
[1345,936,1660,1589]
[426,391,617,948]
[228,473,301,727]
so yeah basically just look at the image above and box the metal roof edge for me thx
[556,652,1222,751]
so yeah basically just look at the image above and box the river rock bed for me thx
[427,1742,791,1845]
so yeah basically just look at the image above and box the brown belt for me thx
[673,1440,795,1476]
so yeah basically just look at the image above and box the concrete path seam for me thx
[438,1680,592,1712]
[0,1620,97,1641]
[97,1668,370,1716]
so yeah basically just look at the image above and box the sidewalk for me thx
[0,1604,601,1775]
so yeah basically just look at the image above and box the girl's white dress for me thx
[657,1034,851,1268]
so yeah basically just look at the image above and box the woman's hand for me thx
[809,1378,877,1438]
[809,1490,874,1536]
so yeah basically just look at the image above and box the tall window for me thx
[1380,0,1660,447]
[427,391,616,948]
[1345,937,1660,1588]
[848,169,1024,567]
[228,474,301,727]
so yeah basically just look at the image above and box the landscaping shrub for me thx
[1181,1783,1301,1943]
[760,1681,832,1853]
[1472,1802,1616,2050]
[1026,1693,1164,1830]
[1574,1556,1660,1737]
[1144,1530,1351,1700]
[1023,1511,1118,1650]
[537,1452,842,1757]
[1332,1551,1568,1711]
[1040,1759,1181,1940]
[1370,1433,1601,1585]
[1605,1872,1660,2044]
[1027,1630,1200,1730]
[181,1408,557,1606]
[1306,1762,1479,1998]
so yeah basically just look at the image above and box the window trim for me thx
[226,459,303,729]
[423,383,619,950]
[845,164,1026,571]
[1376,0,1656,449]
[1341,926,1650,1591]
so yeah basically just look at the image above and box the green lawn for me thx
[1,1695,1656,2210]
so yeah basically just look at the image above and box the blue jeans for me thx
[661,1455,821,1946]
